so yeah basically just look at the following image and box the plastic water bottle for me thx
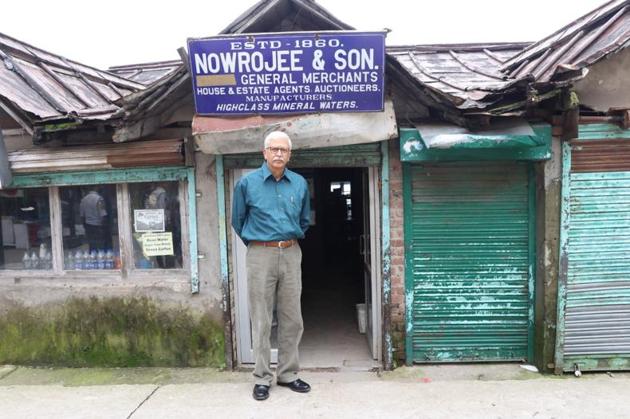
[88,250,98,269]
[39,243,46,260]
[22,252,31,269]
[75,250,83,270]
[66,252,75,270]
[97,250,105,269]
[105,250,114,269]
[30,252,39,270]
[82,251,90,270]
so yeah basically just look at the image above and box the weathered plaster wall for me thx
[388,139,406,363]
[194,152,223,304]
[0,153,226,367]
[193,151,232,367]
[0,263,225,365]
[574,48,630,112]
[534,136,562,373]
[0,296,224,367]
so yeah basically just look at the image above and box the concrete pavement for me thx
[0,364,628,419]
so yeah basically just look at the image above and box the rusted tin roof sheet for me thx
[0,32,144,125]
[8,138,183,173]
[502,0,630,83]
[113,65,192,142]
[108,60,182,86]
[387,43,529,111]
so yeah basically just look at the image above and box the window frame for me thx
[3,166,199,292]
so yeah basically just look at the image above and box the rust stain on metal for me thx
[570,139,630,172]
[8,139,184,173]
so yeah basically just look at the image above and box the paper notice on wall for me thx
[140,232,174,256]
[134,209,165,232]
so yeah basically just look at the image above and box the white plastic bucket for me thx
[356,303,367,334]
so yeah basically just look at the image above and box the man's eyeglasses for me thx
[266,147,290,155]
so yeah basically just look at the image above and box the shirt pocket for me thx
[282,193,301,219]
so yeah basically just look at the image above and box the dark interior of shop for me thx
[294,167,375,368]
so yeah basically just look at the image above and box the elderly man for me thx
[232,131,311,401]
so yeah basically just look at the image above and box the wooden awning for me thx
[192,99,397,154]
[8,139,184,174]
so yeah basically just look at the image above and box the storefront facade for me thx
[400,123,552,363]
[555,123,630,373]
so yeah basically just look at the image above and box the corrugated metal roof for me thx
[387,43,530,110]
[0,32,144,125]
[502,0,630,83]
[108,60,182,86]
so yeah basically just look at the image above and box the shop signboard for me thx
[187,31,386,115]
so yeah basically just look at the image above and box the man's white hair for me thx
[264,131,292,150]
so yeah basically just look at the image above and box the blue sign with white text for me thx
[187,32,385,115]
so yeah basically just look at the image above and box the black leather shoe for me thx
[277,378,311,393]
[252,384,270,401]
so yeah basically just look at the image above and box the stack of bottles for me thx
[65,249,116,270]
[21,243,52,270]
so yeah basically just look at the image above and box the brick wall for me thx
[388,139,406,363]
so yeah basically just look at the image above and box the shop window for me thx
[0,168,194,279]
[129,182,182,269]
[0,188,51,270]
[60,185,119,270]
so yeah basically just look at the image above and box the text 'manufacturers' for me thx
[187,32,385,115]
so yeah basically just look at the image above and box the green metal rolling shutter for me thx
[404,162,533,362]
[558,132,630,372]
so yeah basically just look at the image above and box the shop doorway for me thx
[230,167,381,368]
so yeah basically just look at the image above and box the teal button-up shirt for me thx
[231,163,310,245]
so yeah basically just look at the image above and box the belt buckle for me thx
[278,240,285,248]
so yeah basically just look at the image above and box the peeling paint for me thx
[404,162,534,363]
[402,139,423,154]
[381,140,393,370]
[556,133,630,372]
[215,155,233,369]
[405,291,414,333]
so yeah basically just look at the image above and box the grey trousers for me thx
[246,243,303,386]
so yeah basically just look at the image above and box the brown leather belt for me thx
[250,239,296,248]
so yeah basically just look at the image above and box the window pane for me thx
[60,185,119,270]
[129,182,182,269]
[0,188,51,270]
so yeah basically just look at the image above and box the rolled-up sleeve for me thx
[299,179,311,234]
[231,179,248,242]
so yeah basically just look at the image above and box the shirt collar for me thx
[261,162,291,182]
